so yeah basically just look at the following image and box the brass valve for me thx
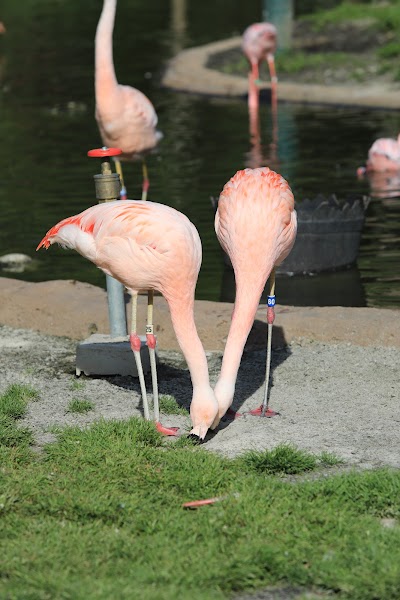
[87,147,122,202]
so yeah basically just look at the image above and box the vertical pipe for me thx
[91,151,128,337]
[106,274,127,337]
[262,0,294,51]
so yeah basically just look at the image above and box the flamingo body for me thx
[365,134,400,172]
[95,0,161,160]
[242,22,279,161]
[213,167,297,425]
[242,22,277,69]
[37,200,218,439]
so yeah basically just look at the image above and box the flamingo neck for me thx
[216,262,274,407]
[166,294,212,393]
[95,0,118,96]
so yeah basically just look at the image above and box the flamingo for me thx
[95,0,162,200]
[212,167,297,428]
[357,134,400,176]
[0,22,5,34]
[242,23,278,153]
[37,200,218,440]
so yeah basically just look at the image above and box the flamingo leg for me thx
[129,291,150,421]
[141,160,149,201]
[146,290,179,436]
[248,63,260,116]
[250,268,278,418]
[266,53,278,153]
[114,158,127,200]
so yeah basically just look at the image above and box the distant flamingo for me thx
[0,22,5,34]
[212,167,297,428]
[95,0,162,200]
[37,200,218,439]
[242,23,278,153]
[357,134,400,176]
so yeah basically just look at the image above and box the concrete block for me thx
[75,334,151,377]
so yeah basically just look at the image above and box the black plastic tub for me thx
[214,194,370,275]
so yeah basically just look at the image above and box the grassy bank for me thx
[211,0,400,85]
[1,385,400,599]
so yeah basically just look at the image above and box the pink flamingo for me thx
[212,167,297,428]
[0,22,5,34]
[357,134,400,176]
[37,200,218,440]
[95,0,162,200]
[242,23,278,154]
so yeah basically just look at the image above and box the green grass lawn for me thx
[1,385,399,599]
[67,398,94,414]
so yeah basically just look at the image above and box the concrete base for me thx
[75,334,151,377]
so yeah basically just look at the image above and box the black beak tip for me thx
[186,433,202,444]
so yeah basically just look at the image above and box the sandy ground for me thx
[0,278,399,467]
[1,279,399,600]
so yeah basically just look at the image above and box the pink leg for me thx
[248,63,260,115]
[266,53,278,154]
[114,158,128,199]
[250,269,278,418]
[146,290,179,436]
[141,161,149,201]
[130,293,151,421]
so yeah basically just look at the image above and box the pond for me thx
[0,0,399,309]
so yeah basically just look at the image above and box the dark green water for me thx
[0,0,399,308]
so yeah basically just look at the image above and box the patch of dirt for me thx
[2,325,399,469]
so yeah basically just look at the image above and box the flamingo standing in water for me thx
[37,201,218,440]
[242,23,278,155]
[95,0,162,200]
[357,133,400,176]
[212,167,297,428]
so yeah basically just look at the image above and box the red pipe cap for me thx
[87,147,122,157]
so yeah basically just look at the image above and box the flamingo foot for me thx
[249,405,279,417]
[155,422,179,436]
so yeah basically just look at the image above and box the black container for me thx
[214,194,369,275]
[277,195,370,274]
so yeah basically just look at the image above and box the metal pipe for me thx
[88,146,128,337]
[106,274,128,337]
[262,0,294,51]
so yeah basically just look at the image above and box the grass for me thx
[215,1,400,83]
[0,384,37,463]
[0,385,399,599]
[276,51,353,74]
[70,379,86,391]
[239,443,343,476]
[0,408,399,600]
[67,398,94,414]
[158,394,189,416]
[305,0,400,32]
[0,383,39,418]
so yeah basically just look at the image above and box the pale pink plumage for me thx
[242,23,279,167]
[95,0,161,160]
[37,200,218,439]
[242,22,277,70]
[242,22,278,114]
[365,134,400,172]
[212,167,297,426]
